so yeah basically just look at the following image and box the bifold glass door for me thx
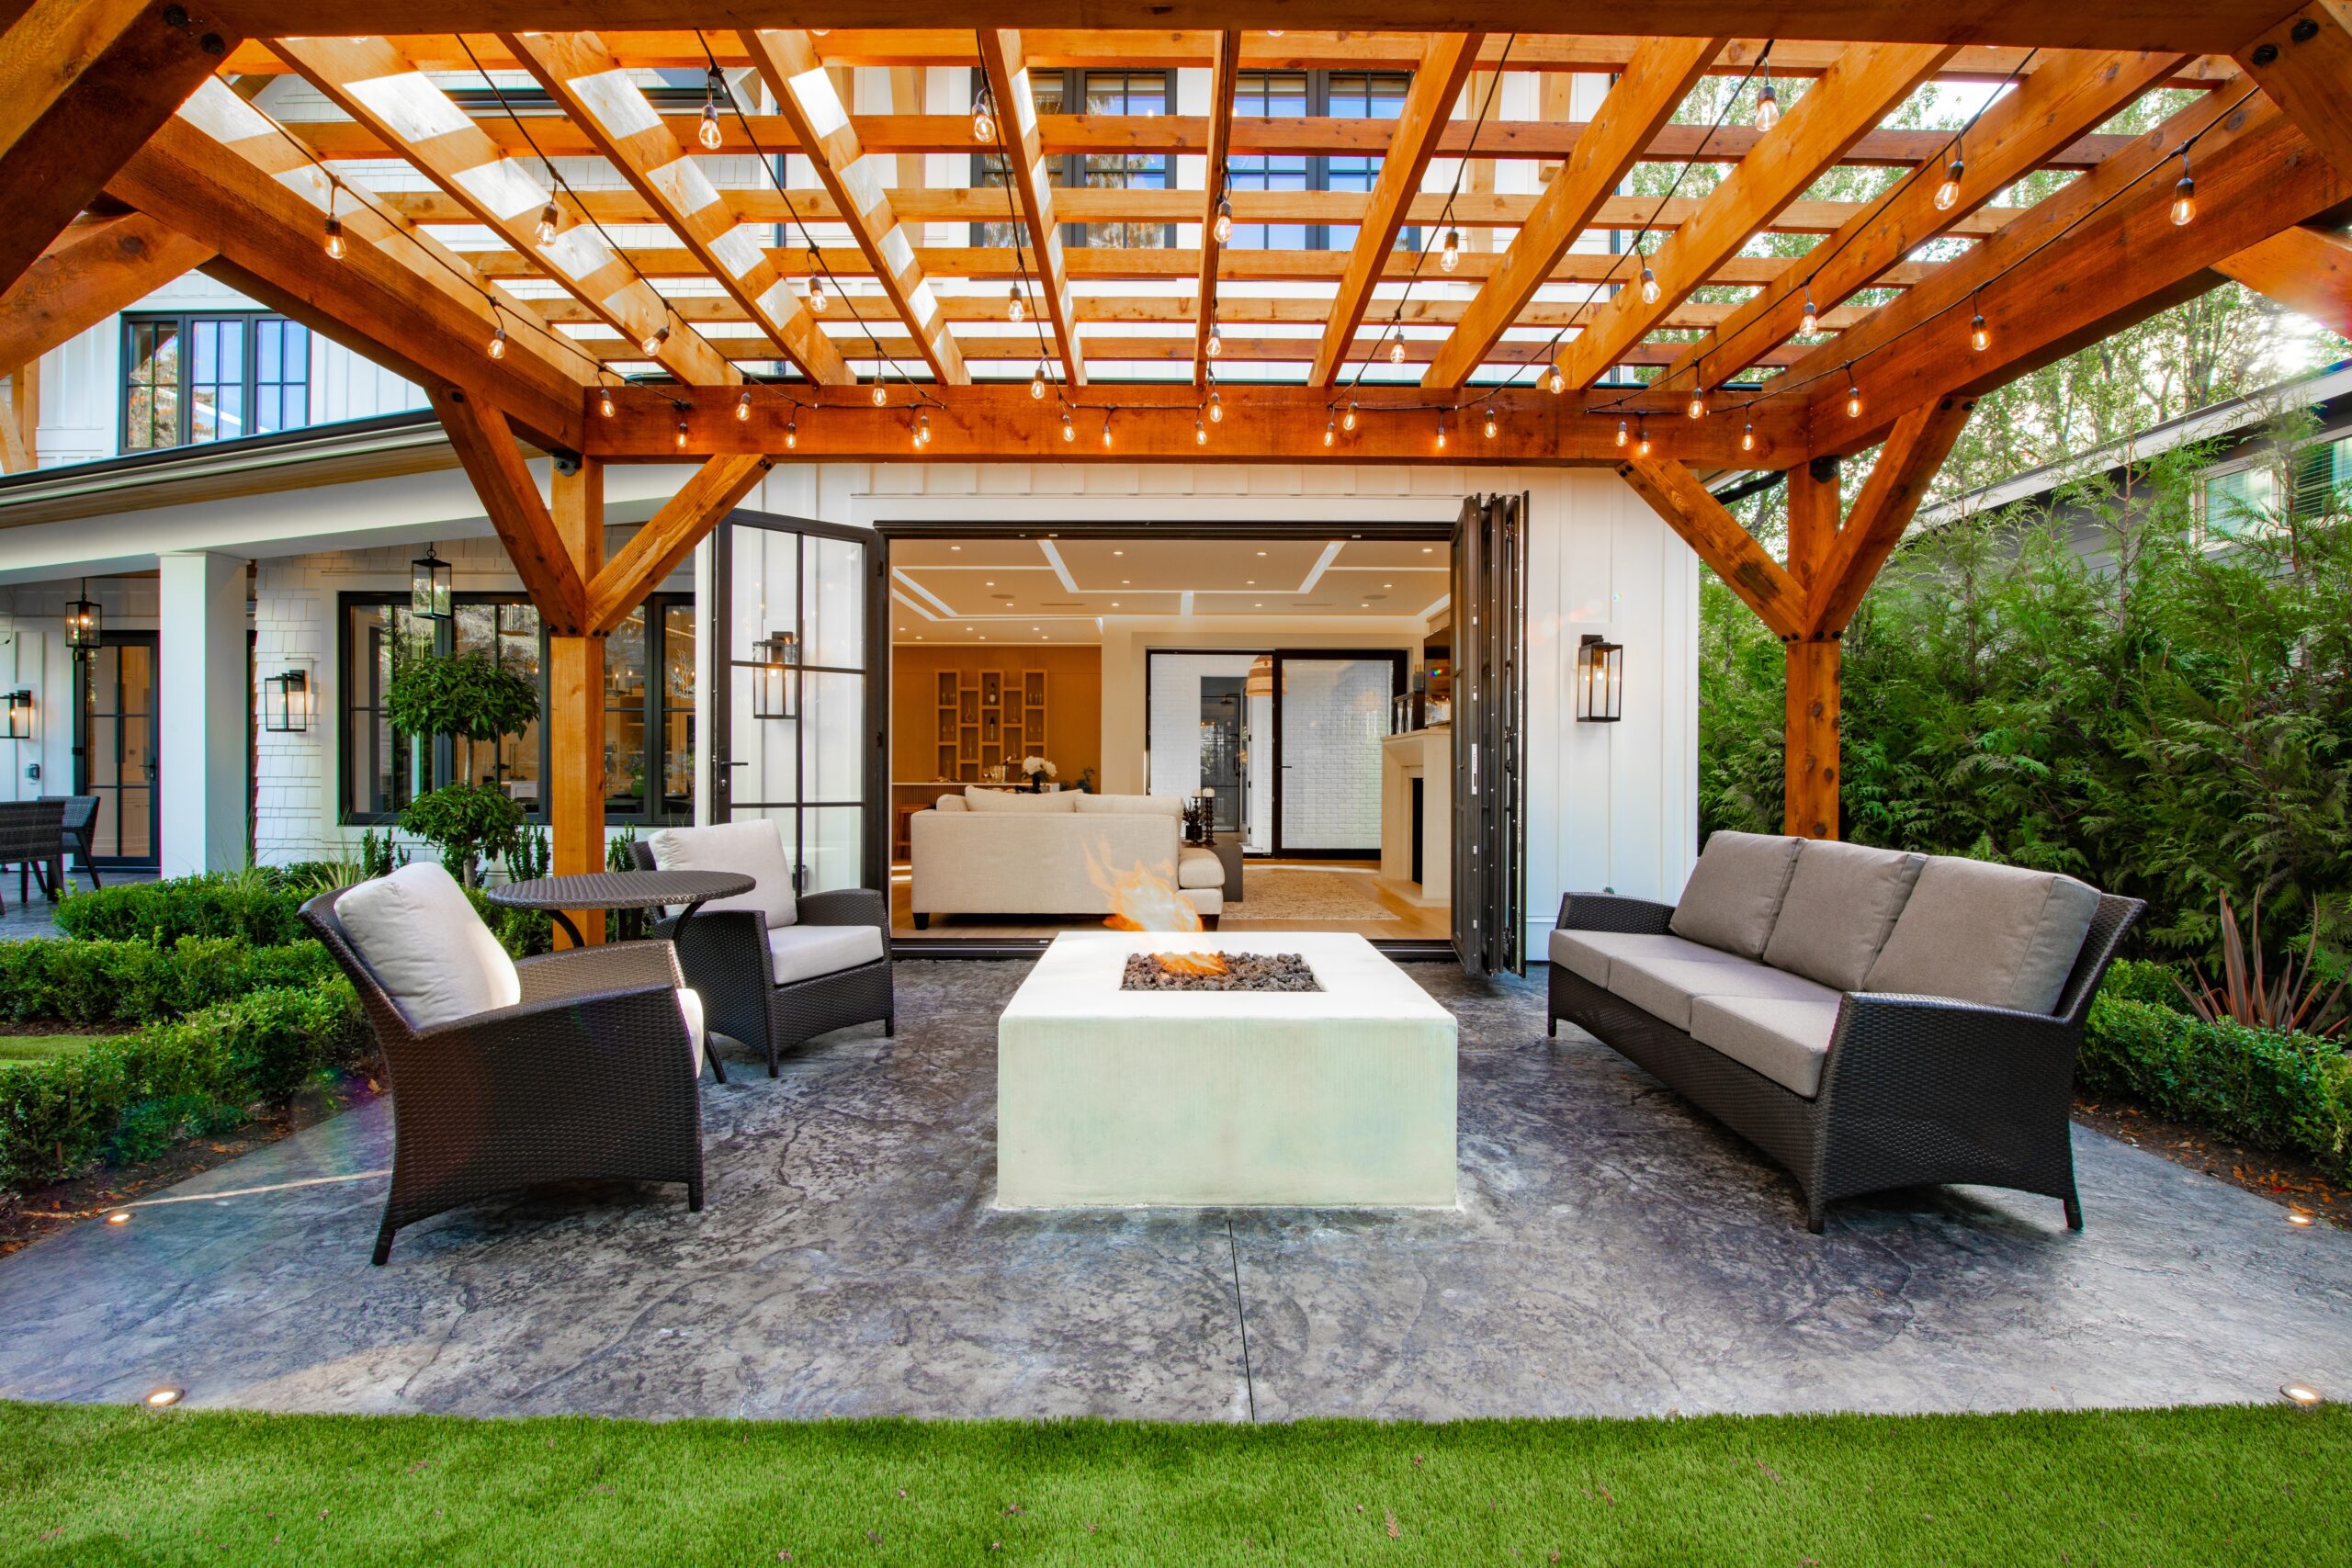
[719,513,882,893]
[1453,493,1526,977]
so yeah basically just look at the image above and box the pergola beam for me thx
[1660,48,2184,393]
[432,387,589,632]
[505,28,850,385]
[270,33,738,388]
[2216,224,2352,337]
[978,28,1084,389]
[0,209,212,370]
[1193,28,1238,387]
[0,0,238,290]
[1558,39,1956,390]
[1310,28,1483,387]
[2235,3,2352,186]
[1424,35,1722,389]
[743,27,967,384]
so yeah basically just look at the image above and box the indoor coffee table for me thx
[996,931,1457,1207]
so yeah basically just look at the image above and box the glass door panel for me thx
[1272,652,1401,856]
[78,636,160,865]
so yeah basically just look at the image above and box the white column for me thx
[158,550,248,875]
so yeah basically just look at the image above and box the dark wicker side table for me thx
[487,870,755,951]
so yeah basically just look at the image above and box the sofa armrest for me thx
[514,939,684,1003]
[1818,991,2082,1140]
[1556,892,1676,935]
[797,887,888,938]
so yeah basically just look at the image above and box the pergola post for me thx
[548,458,605,946]
[1784,458,1841,840]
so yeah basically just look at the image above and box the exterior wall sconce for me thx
[411,546,453,620]
[262,668,311,733]
[752,630,800,720]
[64,579,101,650]
[1575,634,1624,723]
[4,688,31,739]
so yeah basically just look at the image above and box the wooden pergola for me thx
[4,1,2348,935]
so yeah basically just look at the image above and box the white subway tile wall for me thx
[1277,657,1392,851]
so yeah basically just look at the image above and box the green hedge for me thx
[0,980,365,1189]
[55,872,309,948]
[2081,983,2352,1182]
[0,936,337,1027]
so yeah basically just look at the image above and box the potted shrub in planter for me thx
[385,645,539,887]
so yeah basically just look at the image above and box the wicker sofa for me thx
[1547,831,2142,1233]
[908,790,1225,929]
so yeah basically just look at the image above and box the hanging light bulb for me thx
[674,418,688,450]
[1686,389,1704,420]
[1635,422,1651,457]
[1342,402,1358,432]
[807,255,828,313]
[1741,419,1756,453]
[1100,412,1113,448]
[322,212,346,261]
[1007,285,1025,324]
[871,382,888,407]
[1800,288,1818,336]
[1639,265,1661,306]
[1387,337,1407,366]
[916,412,932,446]
[971,85,996,144]
[1845,370,1864,419]
[699,68,725,152]
[1971,308,1991,353]
[640,323,671,356]
[486,322,508,360]
[1935,156,1963,211]
[2170,155,2196,227]
[735,389,752,422]
[1061,411,1075,443]
[1205,312,1224,359]
[1754,78,1780,133]
[1435,413,1447,450]
[1616,417,1629,448]
[599,382,616,419]
[1213,191,1234,245]
[535,201,560,245]
[785,413,798,449]
[1195,415,1208,446]
[1483,405,1498,439]
[1323,415,1336,447]
[1440,228,1461,274]
[1208,389,1223,423]
[1030,361,1048,400]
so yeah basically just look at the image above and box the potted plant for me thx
[385,643,540,887]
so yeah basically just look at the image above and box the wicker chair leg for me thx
[372,1213,398,1267]
[1546,1013,1557,1038]
[688,1177,704,1213]
[1805,1198,1826,1235]
[885,1010,896,1038]
[2064,1193,2084,1230]
[703,1039,728,1086]
[767,1038,780,1078]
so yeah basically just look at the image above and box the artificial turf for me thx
[0,1400,2343,1565]
[0,1034,107,1066]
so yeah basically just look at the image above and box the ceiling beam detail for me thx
[978,28,1085,389]
[2234,3,2352,186]
[1193,28,1239,387]
[0,209,212,370]
[2215,223,2352,337]
[1805,393,1974,634]
[1616,457,1810,638]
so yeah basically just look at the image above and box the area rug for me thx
[1234,865,1400,921]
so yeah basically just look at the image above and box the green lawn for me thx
[0,1033,110,1066]
[1,1401,2342,1565]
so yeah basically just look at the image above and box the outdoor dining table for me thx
[484,869,754,951]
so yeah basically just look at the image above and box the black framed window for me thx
[121,312,311,452]
[1227,71,1312,250]
[339,591,695,828]
[974,68,1174,249]
[1319,71,1413,254]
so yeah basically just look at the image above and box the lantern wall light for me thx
[261,667,312,734]
[411,546,453,620]
[752,630,800,721]
[4,688,31,740]
[1575,633,1624,723]
[64,579,101,651]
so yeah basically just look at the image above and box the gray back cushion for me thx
[1668,830,1804,959]
[1761,840,1927,991]
[1862,858,2100,1014]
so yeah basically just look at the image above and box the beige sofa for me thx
[909,790,1225,929]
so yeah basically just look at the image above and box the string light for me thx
[1686,389,1704,420]
[1635,420,1651,457]
[1800,286,1818,336]
[1440,228,1461,274]
[1030,361,1047,400]
[1935,155,1964,212]
[1845,367,1864,419]
[1206,310,1224,359]
[1639,265,1661,306]
[1194,415,1207,446]
[2170,153,2196,226]
[486,321,508,360]
[1483,405,1498,439]
[1342,402,1358,432]
[1007,285,1025,324]
[785,412,797,449]
[1061,411,1075,443]
[1213,190,1234,245]
[915,412,932,447]
[1753,51,1780,133]
[1387,338,1407,366]
[639,323,670,356]
[971,85,996,144]
[1323,415,1336,446]
[1100,412,1113,448]
[698,68,725,151]
[1207,389,1224,424]
[1970,298,1991,353]
[599,382,616,419]
[535,201,560,245]
[1548,367,1566,394]
[322,212,345,261]
[674,418,688,450]
[1741,419,1756,452]
[806,254,828,313]
[871,382,888,407]
[735,389,752,422]
[1435,412,1447,450]
[1616,418,1629,448]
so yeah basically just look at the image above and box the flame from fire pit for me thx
[1084,839,1204,934]
[1151,950,1229,977]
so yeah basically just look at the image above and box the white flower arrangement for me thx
[1022,755,1058,779]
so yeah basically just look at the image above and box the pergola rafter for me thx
[978,28,1085,389]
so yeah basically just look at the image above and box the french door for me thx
[1452,493,1526,977]
[716,512,887,892]
[75,632,160,868]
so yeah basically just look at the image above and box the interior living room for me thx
[887,530,1455,945]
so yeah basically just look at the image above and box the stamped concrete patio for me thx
[1,957,2346,1423]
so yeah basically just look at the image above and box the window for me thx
[2200,461,2277,542]
[974,68,1174,249]
[339,592,695,828]
[1227,72,1311,251]
[121,312,311,452]
[2290,433,2352,519]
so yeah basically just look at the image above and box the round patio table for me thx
[485,869,754,951]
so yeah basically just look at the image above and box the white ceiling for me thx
[889,536,1451,645]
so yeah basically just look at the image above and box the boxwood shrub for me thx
[0,936,338,1027]
[55,872,309,948]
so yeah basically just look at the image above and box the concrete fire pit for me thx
[996,931,1458,1208]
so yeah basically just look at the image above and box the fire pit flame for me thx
[1149,950,1230,977]
[1085,839,1203,933]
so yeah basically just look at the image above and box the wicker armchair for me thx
[302,886,707,1265]
[0,797,65,911]
[630,840,894,1077]
[1548,888,2143,1233]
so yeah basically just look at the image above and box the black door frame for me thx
[73,629,162,869]
[713,509,892,894]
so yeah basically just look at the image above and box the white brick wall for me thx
[1276,657,1392,851]
[1145,652,1257,801]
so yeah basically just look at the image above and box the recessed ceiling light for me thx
[986,580,994,585]
[1112,602,1120,607]
[951,545,962,551]
[1256,550,1267,556]
[1113,548,1124,556]
[1246,580,1255,585]
[1385,582,1393,588]
[1422,547,1433,553]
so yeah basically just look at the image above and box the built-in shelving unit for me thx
[934,668,1050,784]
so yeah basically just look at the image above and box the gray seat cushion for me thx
[766,923,887,985]
[1862,858,2099,1014]
[1690,995,1845,1099]
[1604,951,1842,1033]
[1548,930,1752,988]
[1668,831,1804,959]
[1760,840,1927,991]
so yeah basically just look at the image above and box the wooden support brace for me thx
[0,210,212,370]
[1806,394,1973,636]
[586,455,772,637]
[432,387,589,635]
[2216,224,2352,340]
[1616,456,1810,640]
